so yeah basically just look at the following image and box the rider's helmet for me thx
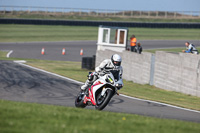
[111,54,122,68]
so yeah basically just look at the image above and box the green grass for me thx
[0,24,200,42]
[0,99,200,133]
[0,50,7,57]
[144,47,200,53]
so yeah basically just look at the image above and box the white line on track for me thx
[120,94,200,114]
[6,50,13,58]
[15,61,200,114]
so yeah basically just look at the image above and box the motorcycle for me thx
[75,69,123,110]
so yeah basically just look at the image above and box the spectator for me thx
[135,43,143,54]
[130,35,137,52]
[182,42,199,55]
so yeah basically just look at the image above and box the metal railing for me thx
[0,5,200,19]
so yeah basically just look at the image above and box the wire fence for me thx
[0,6,200,19]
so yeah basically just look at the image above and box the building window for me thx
[102,29,109,43]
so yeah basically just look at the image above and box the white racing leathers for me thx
[186,44,199,54]
[81,59,123,90]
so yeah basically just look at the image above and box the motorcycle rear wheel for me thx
[75,91,87,108]
[95,89,113,110]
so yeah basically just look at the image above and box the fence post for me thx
[79,9,82,16]
[28,7,30,14]
[149,54,155,85]
[139,11,142,17]
[165,11,167,18]
[174,12,176,18]
[88,9,90,16]
[96,10,98,16]
[148,11,150,18]
[62,8,64,14]
[190,11,193,17]
[196,60,200,92]
[3,7,5,14]
[11,7,13,14]
[70,8,72,15]
[156,11,158,18]
[131,11,133,17]
[54,8,56,15]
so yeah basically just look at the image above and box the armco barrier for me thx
[0,18,200,28]
[96,49,200,97]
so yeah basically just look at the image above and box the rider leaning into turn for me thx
[81,54,123,91]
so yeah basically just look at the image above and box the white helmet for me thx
[111,54,122,67]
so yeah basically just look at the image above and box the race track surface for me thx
[0,40,199,61]
[0,60,199,123]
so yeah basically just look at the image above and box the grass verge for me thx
[0,99,200,133]
[0,24,200,42]
[0,50,7,57]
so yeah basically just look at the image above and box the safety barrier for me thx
[0,18,200,28]
[96,49,200,97]
[82,55,96,70]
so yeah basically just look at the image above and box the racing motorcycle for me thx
[75,69,123,110]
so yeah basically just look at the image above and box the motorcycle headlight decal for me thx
[108,77,114,84]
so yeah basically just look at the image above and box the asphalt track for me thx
[0,40,200,61]
[0,60,200,123]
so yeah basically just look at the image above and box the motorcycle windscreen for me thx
[110,70,120,81]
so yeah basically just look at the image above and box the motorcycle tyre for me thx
[95,89,113,110]
[75,91,87,108]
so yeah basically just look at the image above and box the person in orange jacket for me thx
[130,35,137,52]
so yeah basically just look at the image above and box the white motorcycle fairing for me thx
[75,70,123,110]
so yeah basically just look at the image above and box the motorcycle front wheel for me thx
[75,91,87,108]
[95,89,113,110]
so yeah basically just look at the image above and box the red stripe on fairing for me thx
[83,96,90,104]
[89,87,96,105]
[89,81,103,105]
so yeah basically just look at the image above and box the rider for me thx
[81,54,123,91]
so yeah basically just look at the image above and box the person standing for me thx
[182,42,199,54]
[130,35,137,52]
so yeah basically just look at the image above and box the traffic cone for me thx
[80,49,83,55]
[62,48,66,55]
[41,48,45,55]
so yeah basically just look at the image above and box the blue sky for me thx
[0,0,200,11]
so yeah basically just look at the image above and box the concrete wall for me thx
[154,51,200,97]
[96,49,200,97]
[96,50,153,84]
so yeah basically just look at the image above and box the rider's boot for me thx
[81,84,88,91]
[80,80,90,92]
